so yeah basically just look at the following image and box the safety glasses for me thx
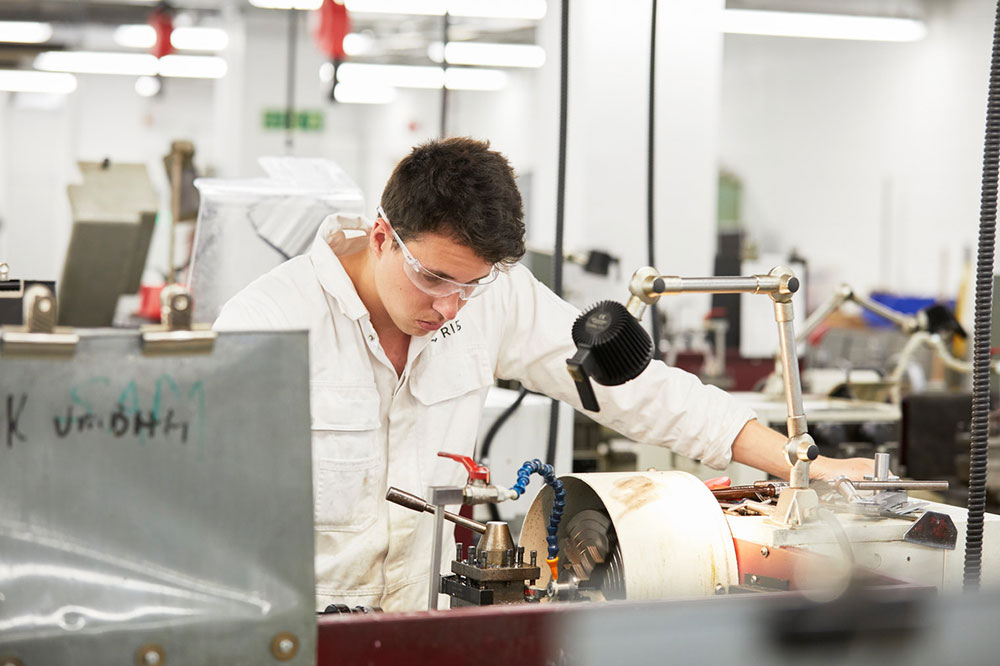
[377,205,499,300]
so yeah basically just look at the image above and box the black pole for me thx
[647,0,660,355]
[285,8,298,153]
[545,0,570,467]
[440,12,450,139]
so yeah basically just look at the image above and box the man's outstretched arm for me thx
[730,419,876,480]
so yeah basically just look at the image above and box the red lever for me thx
[704,476,732,490]
[438,452,490,483]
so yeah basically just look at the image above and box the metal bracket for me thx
[1,284,78,358]
[141,285,216,355]
[767,487,819,528]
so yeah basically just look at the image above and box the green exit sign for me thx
[262,109,325,132]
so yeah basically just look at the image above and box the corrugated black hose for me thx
[964,0,1000,591]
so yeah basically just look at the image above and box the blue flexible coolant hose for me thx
[511,459,565,560]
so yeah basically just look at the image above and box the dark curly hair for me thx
[379,137,526,267]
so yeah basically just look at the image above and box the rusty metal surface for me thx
[904,511,959,550]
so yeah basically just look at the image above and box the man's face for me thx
[370,219,494,336]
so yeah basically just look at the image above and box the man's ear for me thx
[370,218,392,258]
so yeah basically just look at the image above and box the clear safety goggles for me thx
[377,205,499,300]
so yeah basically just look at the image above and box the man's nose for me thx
[432,293,462,320]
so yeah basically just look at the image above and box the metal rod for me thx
[168,145,182,285]
[284,7,298,153]
[853,292,917,331]
[386,487,487,534]
[853,480,949,491]
[428,503,444,610]
[654,275,783,295]
[776,310,806,436]
[439,11,450,138]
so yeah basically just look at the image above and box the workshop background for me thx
[0,0,990,322]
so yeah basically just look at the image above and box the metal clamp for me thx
[141,285,216,355]
[1,284,79,358]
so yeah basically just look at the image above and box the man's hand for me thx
[808,455,876,481]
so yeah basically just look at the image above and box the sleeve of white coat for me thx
[492,265,757,469]
[212,275,301,331]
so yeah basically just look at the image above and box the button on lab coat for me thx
[214,214,756,611]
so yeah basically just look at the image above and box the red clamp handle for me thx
[704,476,732,490]
[438,452,490,483]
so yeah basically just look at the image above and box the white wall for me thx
[528,0,725,326]
[0,74,219,282]
[719,0,995,309]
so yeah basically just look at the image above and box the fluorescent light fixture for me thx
[35,51,156,76]
[114,25,230,51]
[249,0,322,9]
[342,32,375,56]
[448,0,546,20]
[337,62,443,88]
[345,0,444,15]
[444,66,507,90]
[0,21,53,44]
[345,0,546,20]
[333,81,396,104]
[0,69,76,94]
[34,51,227,78]
[158,54,228,78]
[722,9,927,42]
[428,41,545,68]
[334,62,507,90]
[135,75,162,97]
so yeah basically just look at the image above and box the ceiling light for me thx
[0,21,53,44]
[0,69,76,94]
[337,62,444,88]
[333,62,507,91]
[113,25,154,48]
[428,42,545,68]
[447,0,546,20]
[333,81,396,104]
[342,32,375,56]
[444,67,507,90]
[345,0,546,20]
[115,25,230,51]
[157,55,228,78]
[344,0,445,15]
[248,0,323,9]
[34,51,227,79]
[135,75,161,97]
[35,51,155,76]
[722,9,927,42]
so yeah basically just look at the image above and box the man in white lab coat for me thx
[214,137,873,612]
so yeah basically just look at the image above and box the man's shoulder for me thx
[213,256,318,330]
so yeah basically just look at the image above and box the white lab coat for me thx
[214,214,756,612]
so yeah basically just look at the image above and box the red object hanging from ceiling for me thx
[149,3,175,59]
[314,0,351,60]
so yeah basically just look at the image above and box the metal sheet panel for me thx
[0,330,316,665]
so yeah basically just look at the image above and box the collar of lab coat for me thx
[308,213,371,321]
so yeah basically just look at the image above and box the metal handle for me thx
[385,487,487,534]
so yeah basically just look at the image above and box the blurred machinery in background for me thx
[60,160,157,327]
[188,156,364,323]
